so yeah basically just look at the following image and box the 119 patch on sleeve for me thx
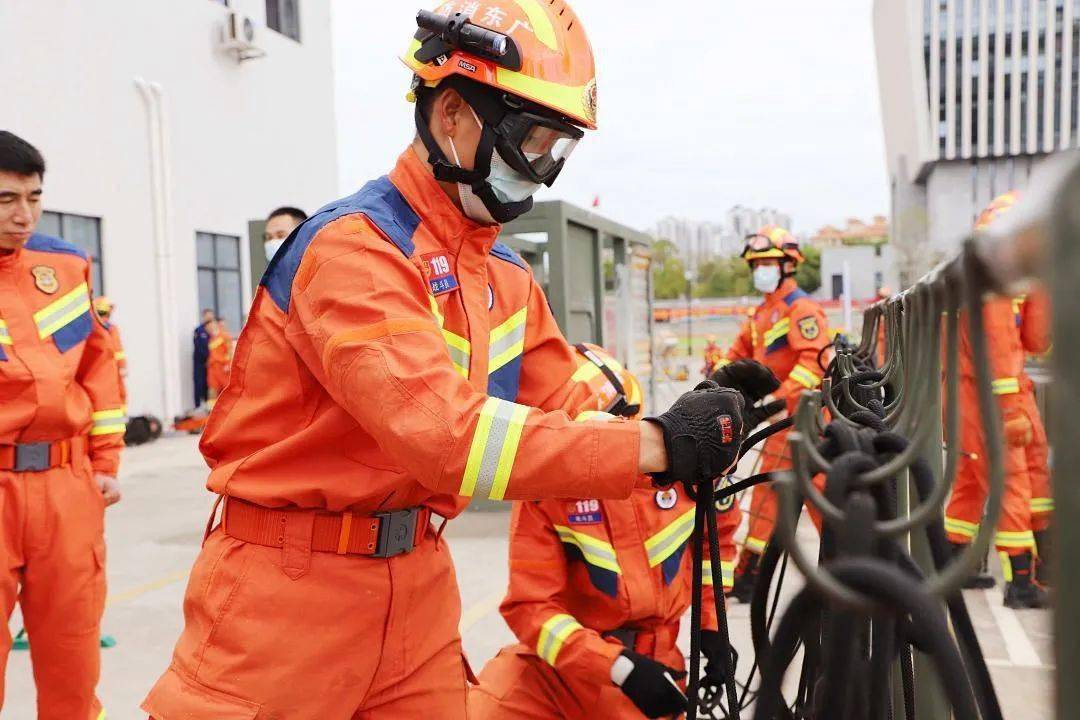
[422,252,459,296]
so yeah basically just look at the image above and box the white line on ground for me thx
[460,590,503,632]
[983,589,1043,667]
[984,657,1055,670]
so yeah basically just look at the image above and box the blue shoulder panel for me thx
[782,288,809,306]
[490,242,529,271]
[25,233,88,261]
[262,176,421,313]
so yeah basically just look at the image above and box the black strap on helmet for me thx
[574,343,639,418]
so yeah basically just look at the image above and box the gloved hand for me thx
[1002,408,1033,447]
[711,359,784,429]
[645,381,745,490]
[700,630,738,689]
[611,650,687,718]
[710,359,780,403]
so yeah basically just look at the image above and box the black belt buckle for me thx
[373,508,420,558]
[14,443,50,473]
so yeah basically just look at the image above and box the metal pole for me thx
[842,260,853,333]
[686,269,694,357]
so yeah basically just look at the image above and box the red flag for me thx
[592,195,600,208]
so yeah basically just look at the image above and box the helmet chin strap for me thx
[414,88,534,224]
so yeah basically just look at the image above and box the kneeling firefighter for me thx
[470,347,781,720]
[143,3,747,718]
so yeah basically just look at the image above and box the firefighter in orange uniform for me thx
[205,317,231,400]
[143,4,746,718]
[470,345,742,720]
[0,131,125,719]
[943,192,1047,608]
[718,226,831,602]
[1018,283,1053,583]
[94,296,127,408]
[702,335,723,378]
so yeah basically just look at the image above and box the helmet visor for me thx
[497,110,584,185]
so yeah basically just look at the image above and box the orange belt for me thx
[222,497,431,558]
[0,436,88,472]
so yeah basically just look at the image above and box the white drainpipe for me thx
[135,78,181,421]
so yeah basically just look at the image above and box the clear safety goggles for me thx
[493,108,583,185]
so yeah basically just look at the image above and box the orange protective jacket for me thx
[957,297,1026,413]
[1018,289,1051,357]
[207,324,231,369]
[106,322,127,406]
[0,234,125,475]
[499,486,734,690]
[722,278,830,408]
[199,149,640,517]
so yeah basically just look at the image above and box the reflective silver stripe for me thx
[644,509,696,567]
[488,323,526,367]
[473,400,517,499]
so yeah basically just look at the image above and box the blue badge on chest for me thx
[423,252,459,296]
[566,499,603,525]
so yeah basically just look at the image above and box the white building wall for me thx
[817,245,902,303]
[0,0,338,420]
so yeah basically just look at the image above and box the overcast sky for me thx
[331,0,888,235]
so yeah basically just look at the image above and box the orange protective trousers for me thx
[1022,388,1051,532]
[0,457,106,719]
[945,378,1033,555]
[143,525,470,719]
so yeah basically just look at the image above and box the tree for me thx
[651,239,689,299]
[796,245,822,294]
[695,256,751,298]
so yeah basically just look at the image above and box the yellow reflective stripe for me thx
[744,536,768,553]
[744,249,787,261]
[442,329,471,378]
[0,319,10,346]
[459,397,529,500]
[944,517,979,538]
[91,408,128,436]
[32,282,88,324]
[35,290,92,339]
[554,525,621,574]
[96,710,107,720]
[574,410,617,422]
[991,377,1020,395]
[644,508,696,567]
[114,351,126,360]
[537,613,583,666]
[572,361,603,383]
[789,364,821,389]
[702,560,736,588]
[496,67,591,125]
[428,295,445,328]
[995,530,1035,548]
[999,551,1014,582]
[763,318,790,347]
[1030,497,1054,512]
[715,358,732,368]
[510,0,558,50]
[489,307,527,374]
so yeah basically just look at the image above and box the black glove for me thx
[711,359,784,429]
[616,650,688,718]
[701,630,739,688]
[710,359,780,403]
[645,381,745,490]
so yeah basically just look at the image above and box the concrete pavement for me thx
[3,435,1054,719]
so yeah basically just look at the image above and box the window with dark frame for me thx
[38,211,105,293]
[266,0,301,41]
[196,232,244,335]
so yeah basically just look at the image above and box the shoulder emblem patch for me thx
[797,317,821,340]
[31,266,59,295]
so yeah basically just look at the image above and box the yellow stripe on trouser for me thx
[991,377,1020,395]
[537,613,583,666]
[644,508,696,567]
[1031,498,1054,513]
[555,526,622,574]
[999,552,1014,581]
[91,408,127,436]
[789,364,821,389]
[489,307,527,373]
[994,530,1034,548]
[944,517,979,539]
[702,560,736,588]
[763,319,790,347]
[460,397,530,500]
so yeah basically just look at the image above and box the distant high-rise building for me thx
[651,207,794,266]
[874,0,1080,285]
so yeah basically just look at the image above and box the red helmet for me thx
[741,225,804,265]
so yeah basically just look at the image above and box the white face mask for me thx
[265,239,285,262]
[752,264,782,294]
[446,107,543,225]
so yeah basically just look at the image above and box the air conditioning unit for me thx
[222,12,267,62]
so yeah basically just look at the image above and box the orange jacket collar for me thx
[389,147,501,256]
